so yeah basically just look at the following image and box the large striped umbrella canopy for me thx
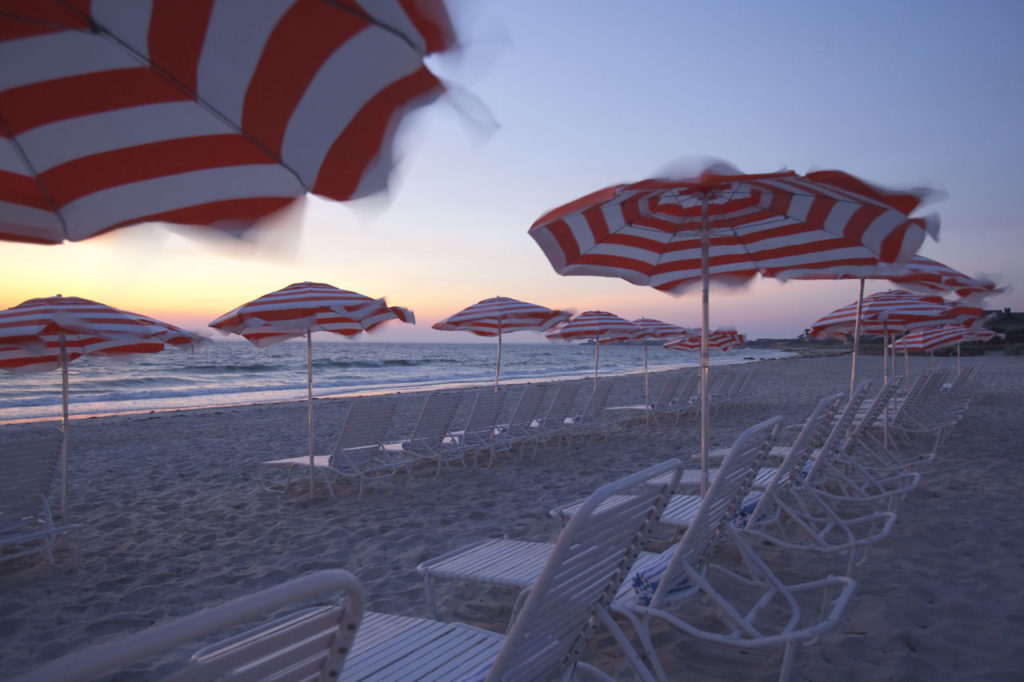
[0,295,202,522]
[432,296,571,388]
[545,311,641,382]
[529,159,936,495]
[0,0,457,244]
[783,255,1000,300]
[665,328,746,353]
[209,281,414,496]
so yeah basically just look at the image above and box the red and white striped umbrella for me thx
[783,255,1001,300]
[631,318,687,340]
[0,295,202,522]
[665,328,745,353]
[780,254,996,394]
[209,281,414,496]
[529,159,936,495]
[432,296,571,387]
[0,0,457,243]
[889,325,974,353]
[546,311,641,382]
[809,290,983,339]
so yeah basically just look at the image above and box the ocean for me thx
[0,340,796,423]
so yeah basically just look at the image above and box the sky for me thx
[2,0,1022,343]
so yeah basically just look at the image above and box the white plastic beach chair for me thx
[259,396,411,498]
[527,378,583,449]
[12,569,365,682]
[445,386,508,469]
[1,425,79,566]
[491,382,550,458]
[675,391,846,494]
[564,378,621,443]
[599,416,855,682]
[383,390,463,477]
[342,458,683,681]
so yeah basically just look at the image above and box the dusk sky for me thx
[2,0,1021,342]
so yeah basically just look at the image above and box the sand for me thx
[1,353,1023,681]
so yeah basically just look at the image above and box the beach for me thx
[2,353,1022,681]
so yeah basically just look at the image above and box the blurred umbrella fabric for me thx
[209,281,414,496]
[0,295,202,522]
[545,310,641,382]
[783,254,1000,392]
[810,289,984,380]
[665,328,745,352]
[0,0,458,243]
[529,158,937,495]
[432,296,571,388]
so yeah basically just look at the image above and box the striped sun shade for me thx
[209,281,414,346]
[432,297,571,336]
[546,311,641,343]
[0,0,456,244]
[665,328,745,352]
[0,295,198,372]
[529,166,938,294]
[631,318,687,340]
[780,255,1001,300]
[810,290,985,339]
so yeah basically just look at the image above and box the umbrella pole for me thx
[495,328,502,390]
[643,340,650,424]
[883,324,890,447]
[903,338,910,381]
[306,328,315,498]
[849,279,864,396]
[699,193,711,498]
[59,333,69,525]
[956,343,961,373]
[593,334,600,385]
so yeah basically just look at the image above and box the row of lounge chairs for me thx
[259,368,758,499]
[414,367,976,680]
[6,364,981,680]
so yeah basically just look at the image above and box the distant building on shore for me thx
[985,308,1024,344]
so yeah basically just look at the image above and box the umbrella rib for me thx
[321,0,430,54]
[0,113,69,240]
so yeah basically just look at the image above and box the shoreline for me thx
[3,354,1021,680]
[0,351,800,427]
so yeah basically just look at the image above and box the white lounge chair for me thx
[675,391,846,495]
[600,417,855,682]
[445,386,508,468]
[1,426,78,566]
[12,569,365,682]
[528,379,584,449]
[259,396,411,498]
[383,390,463,477]
[343,458,683,681]
[564,378,621,443]
[607,371,685,425]
[491,382,550,458]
